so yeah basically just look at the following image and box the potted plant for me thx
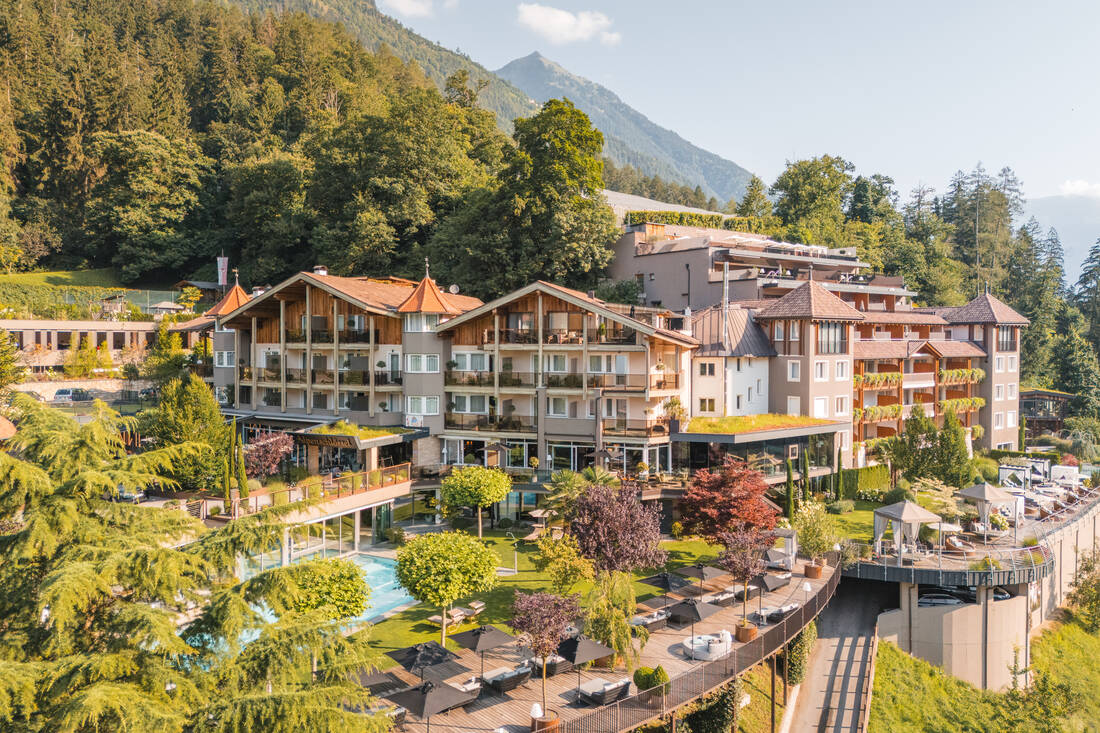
[794,500,837,579]
[662,397,688,432]
[529,457,539,471]
[719,526,773,642]
[635,461,649,479]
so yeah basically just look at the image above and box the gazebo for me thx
[873,501,941,564]
[957,481,1018,542]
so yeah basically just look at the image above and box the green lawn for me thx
[831,500,880,542]
[0,268,124,287]
[366,531,721,659]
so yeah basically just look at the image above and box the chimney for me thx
[313,265,328,276]
[251,286,266,297]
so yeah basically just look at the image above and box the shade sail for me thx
[385,680,472,720]
[450,625,515,654]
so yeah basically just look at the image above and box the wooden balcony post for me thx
[368,315,375,417]
[332,298,340,416]
[305,285,312,415]
[250,316,258,409]
[280,299,286,413]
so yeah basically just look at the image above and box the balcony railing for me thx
[498,328,537,344]
[240,463,412,516]
[190,362,213,378]
[312,329,333,344]
[587,328,638,346]
[261,391,282,408]
[547,373,586,389]
[340,330,376,344]
[311,368,334,385]
[284,329,305,343]
[338,370,402,387]
[586,373,646,390]
[286,367,306,384]
[445,370,494,387]
[257,366,280,382]
[601,418,671,437]
[238,365,254,381]
[498,371,536,388]
[444,413,536,432]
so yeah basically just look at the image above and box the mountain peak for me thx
[495,53,752,201]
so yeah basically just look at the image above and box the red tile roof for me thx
[754,281,864,321]
[311,274,482,314]
[923,340,986,358]
[205,284,250,316]
[853,339,987,360]
[396,276,466,315]
[857,311,947,325]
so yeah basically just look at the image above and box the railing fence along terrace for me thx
[237,463,411,515]
[559,558,841,733]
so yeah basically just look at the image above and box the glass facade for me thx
[672,432,836,479]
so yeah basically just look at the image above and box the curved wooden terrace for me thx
[375,559,839,733]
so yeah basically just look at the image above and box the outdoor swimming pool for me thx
[351,554,414,622]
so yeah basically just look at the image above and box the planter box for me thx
[735,623,758,643]
[804,562,824,579]
[532,710,560,732]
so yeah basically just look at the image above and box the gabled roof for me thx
[692,304,776,358]
[436,280,698,347]
[396,276,466,315]
[754,281,864,322]
[205,284,250,316]
[922,340,986,358]
[922,293,1030,326]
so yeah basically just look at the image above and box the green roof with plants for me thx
[685,414,836,434]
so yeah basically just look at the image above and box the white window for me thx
[452,352,487,371]
[787,396,801,416]
[835,396,848,416]
[547,396,567,417]
[698,361,715,377]
[789,321,800,341]
[403,313,440,332]
[814,361,828,382]
[406,353,440,373]
[344,314,366,331]
[451,394,487,414]
[835,360,849,380]
[1008,410,1017,428]
[813,397,828,418]
[700,398,715,412]
[995,356,1005,373]
[406,396,439,415]
[787,360,801,382]
[995,384,1004,401]
[215,350,235,368]
[545,354,567,373]
[775,322,784,341]
[994,412,1004,429]
[1008,356,1017,372]
[1008,383,1017,399]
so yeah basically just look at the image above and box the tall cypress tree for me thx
[785,459,796,520]
[800,450,811,501]
[936,409,971,488]
[221,457,232,514]
[235,428,249,499]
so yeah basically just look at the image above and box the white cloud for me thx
[517,3,622,45]
[1060,180,1100,198]
[381,0,436,17]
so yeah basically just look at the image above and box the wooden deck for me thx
[381,563,837,733]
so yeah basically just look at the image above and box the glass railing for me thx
[284,329,305,343]
[546,373,585,389]
[311,368,334,385]
[498,371,536,388]
[497,328,538,344]
[238,365,253,381]
[601,418,671,437]
[586,373,647,390]
[444,413,537,432]
[586,328,638,345]
[285,367,306,384]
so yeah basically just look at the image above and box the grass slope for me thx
[869,641,1016,732]
[1031,615,1100,731]
[0,268,123,287]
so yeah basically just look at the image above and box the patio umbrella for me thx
[676,563,727,586]
[640,571,693,605]
[666,598,722,660]
[556,635,616,698]
[450,625,515,678]
[385,680,472,732]
[386,641,459,681]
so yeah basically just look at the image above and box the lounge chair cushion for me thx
[482,667,512,682]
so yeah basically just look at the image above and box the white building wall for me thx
[724,356,769,416]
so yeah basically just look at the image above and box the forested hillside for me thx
[0,0,620,293]
[225,0,539,130]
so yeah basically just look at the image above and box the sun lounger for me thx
[578,677,631,706]
[766,603,800,624]
[426,608,467,627]
[530,654,573,676]
[630,609,670,632]
[701,589,738,607]
[759,573,790,592]
[732,584,761,602]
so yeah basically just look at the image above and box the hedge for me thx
[838,464,890,500]
[781,620,817,685]
[989,449,1059,462]
[622,210,780,235]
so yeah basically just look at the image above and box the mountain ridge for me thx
[496,51,753,202]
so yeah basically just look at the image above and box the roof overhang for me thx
[673,420,848,445]
[218,272,399,327]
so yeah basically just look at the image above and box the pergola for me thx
[957,481,1018,543]
[873,500,941,564]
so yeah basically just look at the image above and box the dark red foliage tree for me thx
[243,431,294,480]
[718,526,775,625]
[511,591,581,711]
[680,455,778,542]
[570,484,667,573]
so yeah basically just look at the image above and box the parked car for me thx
[70,388,92,401]
[948,585,1011,603]
[139,387,158,400]
[917,592,964,608]
[104,486,146,504]
[52,388,74,403]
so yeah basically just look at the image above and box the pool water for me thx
[352,554,414,622]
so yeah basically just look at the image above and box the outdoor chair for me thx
[766,604,800,624]
[578,677,631,706]
[732,584,761,602]
[531,654,573,676]
[483,665,531,693]
[426,608,466,627]
[701,589,738,607]
[681,630,732,661]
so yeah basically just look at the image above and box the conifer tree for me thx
[785,459,796,520]
[936,409,971,488]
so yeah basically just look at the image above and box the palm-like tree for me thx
[0,396,386,732]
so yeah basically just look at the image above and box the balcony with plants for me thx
[855,371,902,389]
[938,367,986,386]
[938,397,986,414]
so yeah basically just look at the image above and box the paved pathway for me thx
[788,580,894,733]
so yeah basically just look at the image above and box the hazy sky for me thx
[379,0,1100,203]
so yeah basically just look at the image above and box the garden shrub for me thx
[990,513,1008,530]
[368,469,382,487]
[287,558,368,620]
[387,527,406,545]
[496,517,513,529]
[971,456,999,483]
[633,665,670,694]
[208,504,221,516]
[838,464,889,500]
[286,465,309,483]
[970,557,1001,571]
[246,478,262,494]
[273,490,289,506]
[782,620,817,685]
[1023,536,1038,547]
[883,486,915,505]
[989,448,1060,462]
[450,517,473,531]
[827,499,855,514]
[670,520,684,539]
